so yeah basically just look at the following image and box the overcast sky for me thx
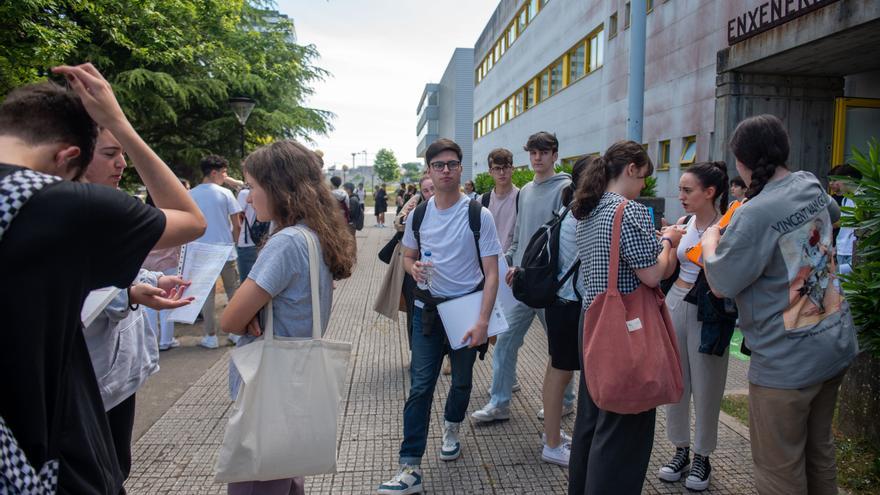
[276,0,499,170]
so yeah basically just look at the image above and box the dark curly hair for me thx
[571,141,652,219]
[729,114,789,199]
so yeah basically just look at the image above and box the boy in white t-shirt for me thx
[378,139,502,495]
[830,164,861,274]
[190,155,243,348]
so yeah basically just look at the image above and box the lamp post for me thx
[228,96,256,159]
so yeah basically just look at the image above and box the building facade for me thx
[416,48,476,180]
[471,0,880,219]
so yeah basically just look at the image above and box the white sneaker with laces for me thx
[377,465,422,494]
[440,420,461,461]
[470,403,510,423]
[541,441,571,467]
[198,335,219,349]
[158,338,180,351]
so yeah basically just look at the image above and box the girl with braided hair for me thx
[700,115,857,495]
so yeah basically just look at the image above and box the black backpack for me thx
[349,195,364,231]
[511,207,580,308]
[411,199,484,277]
[480,190,519,214]
[244,216,270,245]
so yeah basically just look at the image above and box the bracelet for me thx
[660,237,674,247]
[127,286,140,311]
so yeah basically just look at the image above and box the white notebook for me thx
[436,291,509,350]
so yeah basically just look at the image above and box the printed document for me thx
[168,242,234,324]
[436,291,509,350]
[496,257,519,312]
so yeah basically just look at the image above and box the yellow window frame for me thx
[680,136,697,166]
[832,97,880,166]
[658,140,671,170]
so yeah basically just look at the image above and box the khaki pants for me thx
[201,259,240,336]
[749,370,847,495]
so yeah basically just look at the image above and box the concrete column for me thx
[626,0,647,142]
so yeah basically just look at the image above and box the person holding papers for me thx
[377,138,501,495]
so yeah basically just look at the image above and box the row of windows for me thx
[549,135,695,175]
[608,0,655,39]
[475,26,605,140]
[475,0,551,86]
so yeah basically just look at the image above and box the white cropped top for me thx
[676,216,702,283]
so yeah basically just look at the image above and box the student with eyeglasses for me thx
[481,148,519,252]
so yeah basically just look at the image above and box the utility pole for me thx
[626,0,647,142]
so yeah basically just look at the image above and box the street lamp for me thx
[228,96,256,159]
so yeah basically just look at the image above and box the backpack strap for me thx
[515,190,519,215]
[481,191,491,208]
[0,169,61,242]
[410,200,429,255]
[468,200,484,277]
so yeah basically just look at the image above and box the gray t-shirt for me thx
[705,171,857,389]
[229,225,333,398]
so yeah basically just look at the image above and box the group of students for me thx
[0,63,357,495]
[376,117,858,495]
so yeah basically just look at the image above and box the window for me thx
[569,42,586,81]
[647,0,654,13]
[529,0,539,22]
[589,33,604,72]
[495,42,501,62]
[624,2,631,29]
[518,8,528,34]
[515,91,524,115]
[609,12,618,38]
[550,61,564,95]
[526,81,536,109]
[680,136,697,166]
[540,71,550,101]
[658,140,671,169]
[498,103,506,126]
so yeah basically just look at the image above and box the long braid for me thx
[729,115,790,200]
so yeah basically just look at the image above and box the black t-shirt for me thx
[0,164,166,494]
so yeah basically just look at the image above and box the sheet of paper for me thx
[436,291,509,350]
[168,242,234,324]
[496,256,519,313]
[81,287,123,327]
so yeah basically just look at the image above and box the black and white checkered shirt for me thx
[576,192,662,308]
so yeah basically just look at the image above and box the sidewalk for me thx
[126,226,756,494]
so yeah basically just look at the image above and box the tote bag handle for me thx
[261,226,323,341]
[605,200,628,295]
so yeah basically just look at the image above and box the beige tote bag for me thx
[215,228,352,482]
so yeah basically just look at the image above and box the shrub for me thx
[640,176,658,197]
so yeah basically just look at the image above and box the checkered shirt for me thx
[576,192,662,308]
[0,169,61,242]
[0,416,59,494]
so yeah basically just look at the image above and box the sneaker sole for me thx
[439,449,460,461]
[470,413,510,423]
[376,485,422,495]
[685,477,710,491]
[541,453,569,467]
[658,469,685,482]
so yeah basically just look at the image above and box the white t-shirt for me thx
[402,195,502,298]
[676,216,702,284]
[190,183,243,261]
[836,197,856,256]
[237,189,257,248]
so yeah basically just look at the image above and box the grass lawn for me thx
[720,394,880,494]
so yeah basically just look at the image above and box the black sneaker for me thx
[658,447,690,482]
[685,454,711,491]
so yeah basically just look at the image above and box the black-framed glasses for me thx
[429,160,462,171]
[489,165,513,173]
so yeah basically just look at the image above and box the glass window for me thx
[609,12,618,38]
[569,42,585,81]
[540,71,550,101]
[508,95,517,119]
[550,61,563,95]
[529,0,538,22]
[526,81,536,109]
[624,2,631,29]
[495,42,501,61]
[647,0,654,12]
[681,136,697,165]
[658,140,671,169]
[518,8,528,34]
[589,33,604,72]
[516,90,524,115]
[507,26,516,46]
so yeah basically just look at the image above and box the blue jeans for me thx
[399,305,478,465]
[489,300,576,408]
[237,245,258,283]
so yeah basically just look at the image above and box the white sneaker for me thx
[541,441,571,467]
[541,429,573,446]
[198,335,219,349]
[377,465,422,494]
[470,403,510,423]
[227,334,241,346]
[537,401,575,420]
[440,421,461,461]
[158,338,180,351]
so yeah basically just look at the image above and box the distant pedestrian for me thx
[829,164,861,274]
[375,184,388,227]
[701,115,857,495]
[221,140,355,495]
[464,179,478,201]
[236,187,263,281]
[729,176,746,203]
[395,182,406,214]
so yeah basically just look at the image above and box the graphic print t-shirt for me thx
[705,171,858,389]
[0,164,166,493]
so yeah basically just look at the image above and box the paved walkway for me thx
[126,226,756,494]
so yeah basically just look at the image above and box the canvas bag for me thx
[582,200,683,414]
[215,228,352,482]
[373,240,407,321]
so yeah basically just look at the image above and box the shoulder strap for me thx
[481,191,491,208]
[515,190,519,214]
[607,200,628,294]
[468,200,484,277]
[411,201,429,254]
[296,227,322,340]
[0,169,61,242]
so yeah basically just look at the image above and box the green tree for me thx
[400,161,422,182]
[373,148,400,183]
[1,0,332,183]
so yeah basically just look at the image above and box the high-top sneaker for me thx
[658,446,690,482]
[685,454,711,491]
[439,420,461,461]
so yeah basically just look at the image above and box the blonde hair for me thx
[244,140,355,280]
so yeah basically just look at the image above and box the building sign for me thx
[728,0,842,45]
